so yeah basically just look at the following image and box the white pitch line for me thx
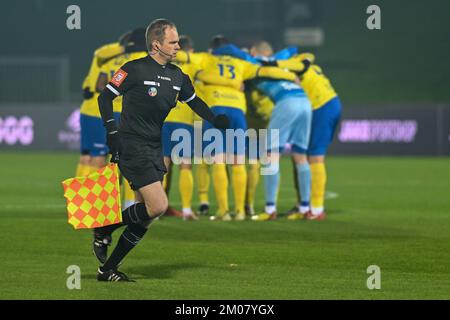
[325,191,339,199]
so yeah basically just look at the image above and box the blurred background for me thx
[0,0,449,155]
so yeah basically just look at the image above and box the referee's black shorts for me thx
[118,138,167,190]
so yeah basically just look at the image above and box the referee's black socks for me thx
[102,223,148,271]
[100,203,152,271]
[121,203,152,224]
[94,203,151,237]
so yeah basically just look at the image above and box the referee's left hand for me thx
[110,151,120,164]
[106,131,121,163]
[213,114,230,130]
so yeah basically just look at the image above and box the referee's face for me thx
[159,27,180,62]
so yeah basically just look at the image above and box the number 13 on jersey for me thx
[218,64,236,79]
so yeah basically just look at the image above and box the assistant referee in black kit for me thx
[96,18,229,282]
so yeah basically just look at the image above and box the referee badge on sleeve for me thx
[148,87,158,97]
[111,69,128,87]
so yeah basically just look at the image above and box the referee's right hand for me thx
[213,114,230,130]
[106,131,121,163]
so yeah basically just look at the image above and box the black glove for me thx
[259,60,277,67]
[106,131,120,163]
[212,114,230,130]
[296,59,311,76]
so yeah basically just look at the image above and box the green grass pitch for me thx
[0,152,449,299]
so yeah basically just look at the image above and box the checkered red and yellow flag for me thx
[62,164,122,229]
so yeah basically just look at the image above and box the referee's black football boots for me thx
[97,267,135,282]
[92,233,112,264]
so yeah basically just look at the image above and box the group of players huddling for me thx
[77,19,341,281]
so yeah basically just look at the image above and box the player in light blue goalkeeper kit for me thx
[214,41,313,220]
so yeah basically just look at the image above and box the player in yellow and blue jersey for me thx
[76,41,124,177]
[254,48,342,220]
[165,36,245,220]
[161,35,198,220]
[174,46,250,218]
[256,49,342,220]
[252,42,312,221]
[213,41,313,221]
[179,35,299,221]
[294,61,341,220]
[243,88,273,217]
[211,43,340,220]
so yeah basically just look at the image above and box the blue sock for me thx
[296,163,311,207]
[264,168,280,207]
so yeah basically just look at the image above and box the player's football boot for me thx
[92,233,112,264]
[245,204,255,216]
[198,203,210,215]
[97,267,135,282]
[251,212,277,221]
[165,206,183,218]
[284,205,299,215]
[183,212,199,221]
[209,212,232,221]
[234,212,246,221]
[304,211,326,221]
[287,212,306,221]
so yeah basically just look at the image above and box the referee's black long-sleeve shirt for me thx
[103,55,210,144]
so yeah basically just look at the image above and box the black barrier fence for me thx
[0,104,449,155]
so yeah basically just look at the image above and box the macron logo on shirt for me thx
[157,75,171,81]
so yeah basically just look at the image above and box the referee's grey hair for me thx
[145,18,177,52]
